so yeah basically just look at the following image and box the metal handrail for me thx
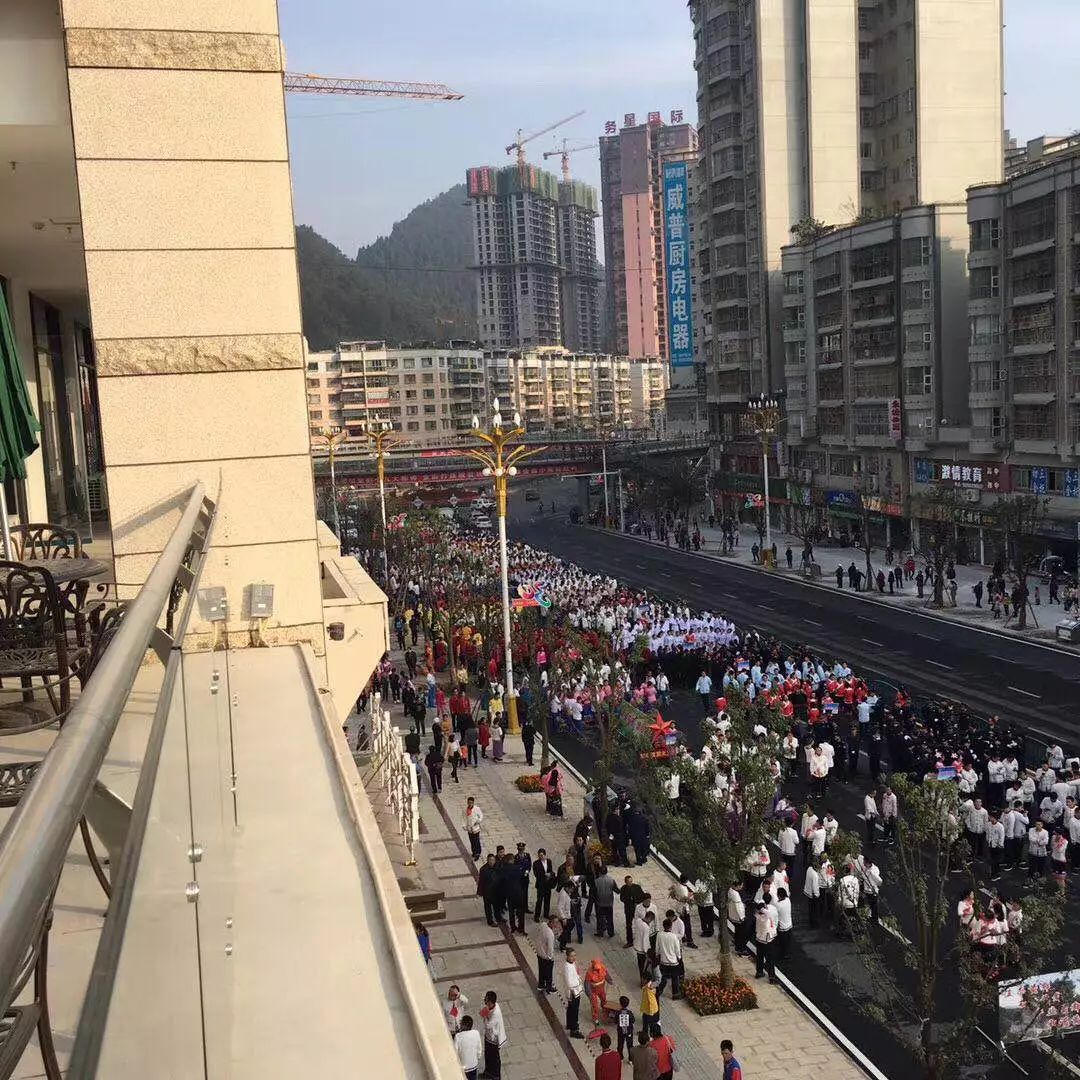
[0,483,212,1015]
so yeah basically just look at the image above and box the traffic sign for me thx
[413,497,424,509]
[449,495,459,507]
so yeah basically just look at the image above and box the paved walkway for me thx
[403,725,865,1080]
[602,519,1077,652]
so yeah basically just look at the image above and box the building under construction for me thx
[467,164,601,352]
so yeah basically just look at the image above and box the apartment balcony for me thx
[849,266,895,290]
[970,426,1007,454]
[783,325,806,343]
[850,306,895,328]
[1009,325,1056,355]
[969,378,1006,408]
[814,274,842,295]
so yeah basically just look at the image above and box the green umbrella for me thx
[0,287,41,557]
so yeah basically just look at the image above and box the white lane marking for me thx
[1008,686,1041,699]
[862,638,885,647]
[989,655,1011,663]
[914,633,940,642]
[690,580,704,587]
[804,618,823,627]
[926,660,953,669]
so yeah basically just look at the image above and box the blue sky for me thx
[280,0,1080,255]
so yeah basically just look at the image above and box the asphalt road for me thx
[508,492,1080,1079]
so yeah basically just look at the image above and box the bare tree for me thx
[990,493,1050,630]
[912,487,966,608]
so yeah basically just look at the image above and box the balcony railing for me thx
[0,484,217,1076]
[1013,421,1054,440]
[1010,325,1056,347]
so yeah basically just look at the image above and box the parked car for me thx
[524,490,540,502]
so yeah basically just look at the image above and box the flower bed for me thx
[515,774,544,793]
[682,973,758,1016]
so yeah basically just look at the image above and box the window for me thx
[307,362,318,372]
[969,218,1000,251]
[424,420,438,431]
[405,389,417,400]
[860,142,872,159]
[405,405,418,416]
[421,357,434,368]
[309,409,322,420]
[423,404,436,414]
[422,388,435,399]
[403,373,416,384]
[306,392,319,405]
[902,236,931,267]
[406,421,420,431]
[306,377,319,389]
[970,266,1000,299]
[969,313,1001,345]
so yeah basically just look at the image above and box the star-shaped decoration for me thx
[649,714,675,747]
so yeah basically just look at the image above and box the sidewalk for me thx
[401,724,865,1080]
[605,519,1077,652]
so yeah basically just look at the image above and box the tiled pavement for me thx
[413,733,866,1080]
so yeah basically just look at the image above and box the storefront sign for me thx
[1031,466,1049,495]
[888,398,902,439]
[826,490,859,508]
[662,161,694,368]
[1067,470,1080,499]
[913,459,1009,492]
[860,495,903,517]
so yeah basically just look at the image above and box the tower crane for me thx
[542,139,598,181]
[284,72,464,101]
[505,110,586,169]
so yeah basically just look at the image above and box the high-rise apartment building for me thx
[558,180,603,353]
[688,0,1003,453]
[599,115,699,360]
[965,150,1080,464]
[467,164,601,351]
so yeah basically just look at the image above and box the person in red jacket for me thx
[594,1033,621,1080]
[649,1029,676,1080]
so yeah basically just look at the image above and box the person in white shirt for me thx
[809,746,829,797]
[536,916,558,993]
[563,948,585,1038]
[809,820,827,861]
[454,1015,483,1080]
[664,769,681,803]
[774,887,793,959]
[880,786,898,846]
[655,918,684,999]
[753,902,778,983]
[1068,807,1080,872]
[800,808,819,866]
[987,812,1006,880]
[1004,782,1024,812]
[632,911,653,980]
[957,889,975,930]
[837,867,860,935]
[728,883,748,955]
[1028,820,1050,877]
[781,731,799,780]
[856,857,882,923]
[957,764,978,796]
[1020,772,1037,806]
[445,984,469,1034]
[480,991,506,1079]
[863,789,879,847]
[1041,791,1064,827]
[463,797,484,860]
[1006,803,1029,869]
[803,862,822,926]
[963,797,989,858]
[694,879,715,938]
[777,823,799,866]
[823,812,839,849]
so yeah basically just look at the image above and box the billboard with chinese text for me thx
[662,161,694,368]
[1000,969,1080,1044]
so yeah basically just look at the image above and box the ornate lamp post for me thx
[312,425,348,540]
[355,417,401,584]
[466,398,546,733]
[747,396,783,560]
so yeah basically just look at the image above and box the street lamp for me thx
[747,396,783,562]
[466,398,546,734]
[312,425,348,540]
[355,416,401,585]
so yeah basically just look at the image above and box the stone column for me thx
[61,1,325,650]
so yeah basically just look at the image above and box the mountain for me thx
[296,184,476,351]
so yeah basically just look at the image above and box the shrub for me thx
[682,973,758,1016]
[515,774,544,793]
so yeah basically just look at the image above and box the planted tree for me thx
[622,689,786,991]
[913,487,966,608]
[840,775,1065,1080]
[989,493,1050,630]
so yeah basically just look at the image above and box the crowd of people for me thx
[360,518,1075,1079]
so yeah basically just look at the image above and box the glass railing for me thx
[0,484,218,1079]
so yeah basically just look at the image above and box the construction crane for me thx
[543,139,597,181]
[284,72,464,101]
[505,110,586,169]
